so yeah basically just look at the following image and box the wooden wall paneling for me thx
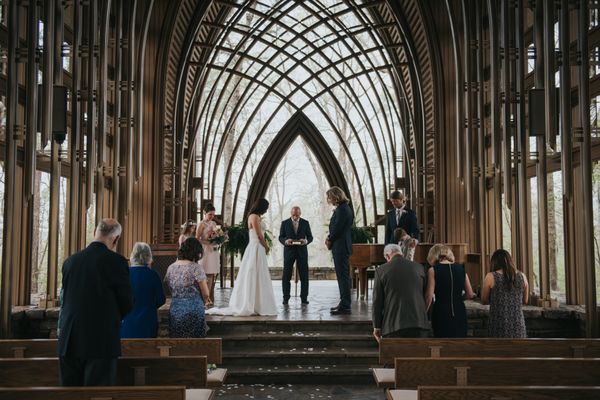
[462,0,473,216]
[85,0,97,211]
[112,0,123,238]
[577,1,598,336]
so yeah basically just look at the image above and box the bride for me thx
[206,198,278,316]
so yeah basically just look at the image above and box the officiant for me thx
[279,206,313,305]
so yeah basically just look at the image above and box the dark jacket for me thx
[328,201,354,255]
[372,254,430,336]
[58,241,133,358]
[384,207,420,244]
[278,218,313,260]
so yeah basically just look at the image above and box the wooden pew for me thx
[0,386,215,400]
[393,358,600,389]
[0,338,226,387]
[0,356,209,388]
[387,386,600,400]
[373,338,600,388]
[0,338,223,363]
[379,338,600,364]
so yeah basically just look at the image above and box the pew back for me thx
[0,356,209,388]
[0,386,187,400]
[379,338,600,364]
[387,386,600,400]
[394,357,600,389]
[0,339,222,363]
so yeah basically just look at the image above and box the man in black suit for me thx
[384,190,419,244]
[372,244,430,342]
[325,187,354,315]
[58,218,133,386]
[278,206,313,305]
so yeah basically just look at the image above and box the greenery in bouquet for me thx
[263,230,273,252]
[207,227,228,250]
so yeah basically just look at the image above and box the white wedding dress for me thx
[206,221,278,316]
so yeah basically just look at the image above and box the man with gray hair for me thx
[372,244,430,342]
[58,218,133,386]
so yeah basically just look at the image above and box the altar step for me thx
[211,320,378,385]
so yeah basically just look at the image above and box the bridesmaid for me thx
[196,203,221,301]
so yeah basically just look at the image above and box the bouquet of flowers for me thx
[207,226,228,251]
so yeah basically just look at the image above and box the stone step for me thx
[222,348,378,366]
[206,320,373,336]
[220,332,377,350]
[223,365,376,385]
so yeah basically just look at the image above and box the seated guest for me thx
[393,227,418,261]
[178,220,197,247]
[121,242,166,338]
[481,249,529,338]
[372,244,430,342]
[165,237,212,337]
[426,244,475,337]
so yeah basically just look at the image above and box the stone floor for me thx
[214,383,385,399]
[207,280,373,322]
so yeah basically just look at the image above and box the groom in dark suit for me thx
[279,206,313,305]
[384,190,419,244]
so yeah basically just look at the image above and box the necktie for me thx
[396,209,401,225]
[293,219,299,234]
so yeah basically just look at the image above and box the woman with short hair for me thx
[425,244,475,337]
[165,237,211,337]
[120,242,166,338]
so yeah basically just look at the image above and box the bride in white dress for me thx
[206,198,278,316]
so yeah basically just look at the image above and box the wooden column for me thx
[462,0,473,214]
[577,1,598,337]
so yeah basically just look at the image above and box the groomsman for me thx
[279,206,313,305]
[384,190,419,245]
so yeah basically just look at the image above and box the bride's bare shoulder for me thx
[248,213,259,228]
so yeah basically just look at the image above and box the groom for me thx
[279,206,313,305]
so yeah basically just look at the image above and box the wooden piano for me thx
[349,244,386,300]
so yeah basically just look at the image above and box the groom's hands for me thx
[325,237,332,250]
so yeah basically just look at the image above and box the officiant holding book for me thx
[279,206,313,305]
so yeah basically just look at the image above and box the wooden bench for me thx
[386,386,600,400]
[378,338,600,364]
[393,357,600,389]
[0,339,226,387]
[0,356,210,388]
[0,386,215,400]
[0,338,223,363]
[373,338,600,388]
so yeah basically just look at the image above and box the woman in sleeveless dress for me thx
[426,244,475,337]
[196,203,221,300]
[481,249,529,338]
[206,198,278,316]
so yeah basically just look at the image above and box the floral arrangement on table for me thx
[207,226,228,251]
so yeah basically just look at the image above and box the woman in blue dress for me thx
[120,242,166,338]
[165,237,212,337]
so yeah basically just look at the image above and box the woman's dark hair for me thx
[178,237,203,262]
[248,198,269,216]
[204,203,216,213]
[490,249,517,289]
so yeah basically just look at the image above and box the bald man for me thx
[278,206,313,305]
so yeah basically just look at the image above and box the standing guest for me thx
[165,237,211,337]
[325,186,354,315]
[426,244,475,337]
[178,220,197,247]
[384,190,419,244]
[196,203,221,301]
[481,249,529,338]
[279,206,313,305]
[58,219,132,386]
[393,227,418,261]
[120,242,166,338]
[372,244,430,342]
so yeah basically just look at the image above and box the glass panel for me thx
[593,161,600,304]
[549,171,566,298]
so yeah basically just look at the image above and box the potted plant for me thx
[351,224,374,244]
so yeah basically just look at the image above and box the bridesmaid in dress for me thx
[178,220,196,247]
[196,203,221,301]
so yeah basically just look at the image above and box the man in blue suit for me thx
[279,206,313,305]
[384,190,419,245]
